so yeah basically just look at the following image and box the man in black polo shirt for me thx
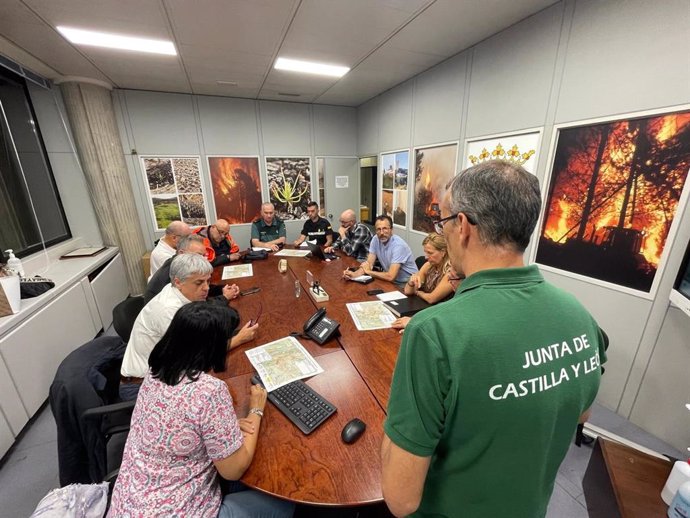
[250,202,286,252]
[293,201,333,247]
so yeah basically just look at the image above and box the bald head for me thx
[261,203,276,225]
[215,219,229,233]
[163,220,191,248]
[340,209,356,222]
[210,219,231,245]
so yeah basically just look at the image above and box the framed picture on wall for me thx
[379,149,409,228]
[533,106,690,298]
[464,128,542,174]
[207,156,263,224]
[412,142,458,235]
[265,157,312,220]
[140,156,208,231]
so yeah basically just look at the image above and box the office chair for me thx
[50,335,133,486]
[415,255,426,270]
[112,295,145,343]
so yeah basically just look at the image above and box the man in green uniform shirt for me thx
[251,202,286,252]
[382,160,606,517]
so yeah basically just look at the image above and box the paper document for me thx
[299,240,316,249]
[221,264,253,280]
[245,336,324,391]
[274,249,310,257]
[377,290,407,302]
[252,246,269,251]
[346,301,396,331]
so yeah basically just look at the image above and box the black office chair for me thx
[50,335,134,486]
[112,295,145,342]
[415,255,426,270]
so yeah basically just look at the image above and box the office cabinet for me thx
[90,253,129,330]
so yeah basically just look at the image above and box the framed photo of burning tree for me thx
[412,142,458,234]
[379,149,409,228]
[534,107,690,297]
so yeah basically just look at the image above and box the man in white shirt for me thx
[149,220,191,278]
[120,253,243,400]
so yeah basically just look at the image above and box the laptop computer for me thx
[306,241,337,261]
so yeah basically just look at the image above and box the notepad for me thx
[383,296,430,317]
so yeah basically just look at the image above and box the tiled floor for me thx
[0,402,683,517]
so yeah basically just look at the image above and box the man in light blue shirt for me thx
[343,215,418,287]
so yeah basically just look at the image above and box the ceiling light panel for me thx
[274,57,349,78]
[57,26,176,55]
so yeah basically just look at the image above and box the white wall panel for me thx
[556,0,690,123]
[413,53,467,147]
[314,105,357,156]
[197,96,260,155]
[357,97,380,157]
[123,90,199,154]
[259,101,311,156]
[466,3,563,137]
[378,81,413,153]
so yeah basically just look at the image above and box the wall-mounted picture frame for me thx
[140,156,208,231]
[464,127,542,174]
[207,156,263,225]
[379,149,409,228]
[265,156,312,220]
[533,106,690,298]
[412,142,458,234]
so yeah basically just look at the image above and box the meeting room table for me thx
[210,250,404,507]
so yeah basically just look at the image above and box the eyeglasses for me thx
[433,212,477,234]
[375,226,392,233]
[214,226,229,236]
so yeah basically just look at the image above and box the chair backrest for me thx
[415,255,426,270]
[112,296,145,342]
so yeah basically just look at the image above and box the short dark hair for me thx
[149,302,238,385]
[375,214,393,228]
[448,160,541,252]
[307,201,319,210]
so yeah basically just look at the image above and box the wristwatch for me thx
[249,407,264,417]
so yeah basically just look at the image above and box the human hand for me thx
[230,252,241,262]
[270,243,279,252]
[249,384,267,410]
[235,321,259,346]
[391,317,411,333]
[324,246,333,254]
[407,274,421,291]
[222,284,240,300]
[338,226,347,238]
[239,417,257,435]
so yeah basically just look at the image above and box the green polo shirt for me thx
[250,217,286,243]
[385,265,606,518]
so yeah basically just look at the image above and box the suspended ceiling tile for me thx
[189,83,259,99]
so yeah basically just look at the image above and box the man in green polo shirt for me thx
[250,202,286,252]
[382,160,606,517]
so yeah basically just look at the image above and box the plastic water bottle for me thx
[668,480,690,518]
[294,280,301,298]
[663,460,690,504]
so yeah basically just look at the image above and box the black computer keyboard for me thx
[251,374,336,434]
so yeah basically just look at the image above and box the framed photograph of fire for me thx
[533,106,690,298]
[463,128,542,174]
[140,156,208,231]
[265,156,312,221]
[412,142,458,234]
[207,156,263,225]
[380,149,409,228]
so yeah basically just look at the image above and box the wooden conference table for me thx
[211,251,403,506]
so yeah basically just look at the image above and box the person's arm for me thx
[404,263,428,295]
[227,234,241,261]
[340,225,368,257]
[343,252,377,279]
[391,316,411,334]
[381,435,431,517]
[250,222,263,248]
[229,321,259,348]
[416,274,454,304]
[294,234,307,246]
[213,385,267,480]
[324,232,333,247]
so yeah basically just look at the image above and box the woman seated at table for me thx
[405,233,454,303]
[392,262,463,333]
[108,302,294,518]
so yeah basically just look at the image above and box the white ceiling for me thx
[0,0,556,107]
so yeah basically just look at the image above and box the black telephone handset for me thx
[303,308,340,345]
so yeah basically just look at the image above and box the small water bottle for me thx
[294,280,301,298]
[668,480,690,518]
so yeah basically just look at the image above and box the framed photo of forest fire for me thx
[379,149,409,227]
[208,156,263,225]
[464,128,542,174]
[412,142,458,234]
[265,157,312,220]
[140,156,208,231]
[534,107,690,297]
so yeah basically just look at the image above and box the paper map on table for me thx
[245,336,324,391]
[221,264,253,280]
[346,300,396,331]
[274,249,310,257]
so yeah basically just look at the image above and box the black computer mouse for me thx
[341,418,366,444]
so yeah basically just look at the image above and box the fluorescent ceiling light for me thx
[274,57,349,78]
[57,26,176,56]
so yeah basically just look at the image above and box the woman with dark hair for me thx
[108,302,294,518]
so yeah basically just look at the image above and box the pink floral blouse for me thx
[108,372,243,517]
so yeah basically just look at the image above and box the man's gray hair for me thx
[177,234,204,252]
[448,160,541,252]
[169,253,212,283]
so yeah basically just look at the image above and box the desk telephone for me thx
[303,308,339,344]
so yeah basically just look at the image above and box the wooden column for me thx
[60,81,146,295]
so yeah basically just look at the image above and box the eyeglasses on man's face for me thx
[375,226,392,234]
[433,212,477,234]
